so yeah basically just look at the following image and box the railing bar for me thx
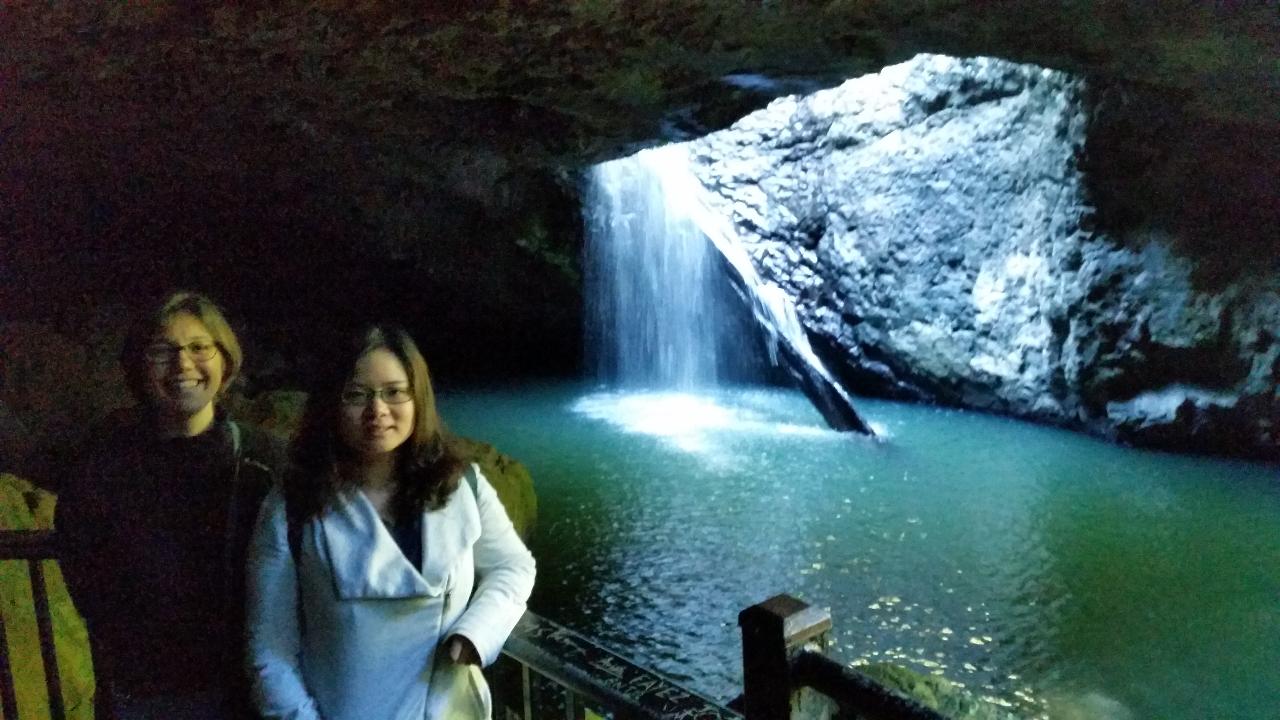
[563,686,574,720]
[503,635,671,720]
[0,531,59,560]
[29,561,66,720]
[521,661,532,720]
[791,651,949,720]
[503,615,739,719]
[0,601,18,720]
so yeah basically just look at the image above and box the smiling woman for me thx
[139,313,229,435]
[119,292,242,434]
[56,291,287,720]
[337,349,416,462]
[247,323,535,720]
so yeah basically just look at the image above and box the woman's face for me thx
[143,312,225,421]
[338,348,416,460]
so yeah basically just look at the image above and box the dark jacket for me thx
[57,413,286,718]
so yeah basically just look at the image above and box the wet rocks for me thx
[689,54,1279,460]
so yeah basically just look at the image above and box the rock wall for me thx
[689,54,1278,459]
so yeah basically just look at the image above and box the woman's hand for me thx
[446,634,481,666]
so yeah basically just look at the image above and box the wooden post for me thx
[739,594,834,720]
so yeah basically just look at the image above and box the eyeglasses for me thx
[144,341,220,364]
[340,386,413,406]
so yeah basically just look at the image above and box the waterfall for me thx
[584,143,873,434]
[584,145,748,389]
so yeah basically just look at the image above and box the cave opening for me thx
[3,5,1279,718]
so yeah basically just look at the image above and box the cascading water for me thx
[584,145,752,390]
[584,143,873,433]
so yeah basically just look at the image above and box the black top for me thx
[57,413,284,713]
[385,513,423,571]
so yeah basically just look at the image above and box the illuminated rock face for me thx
[689,54,1279,459]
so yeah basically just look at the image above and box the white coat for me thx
[246,465,536,720]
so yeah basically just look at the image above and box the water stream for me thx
[583,146,735,389]
[584,146,869,430]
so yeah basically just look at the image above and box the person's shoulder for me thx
[59,409,145,499]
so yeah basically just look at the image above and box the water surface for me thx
[441,382,1280,719]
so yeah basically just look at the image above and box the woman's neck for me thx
[346,454,398,520]
[154,402,216,438]
[349,454,397,489]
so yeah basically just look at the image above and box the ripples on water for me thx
[441,382,1280,720]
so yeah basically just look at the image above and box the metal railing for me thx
[495,613,740,719]
[0,529,956,720]
[493,597,951,720]
[738,594,948,720]
[0,529,67,720]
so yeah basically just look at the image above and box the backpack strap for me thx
[286,509,303,563]
[465,463,479,499]
[227,421,278,549]
[285,486,303,564]
[224,420,281,604]
[223,420,247,587]
[221,420,251,691]
[282,486,306,638]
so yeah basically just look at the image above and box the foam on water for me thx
[571,390,833,453]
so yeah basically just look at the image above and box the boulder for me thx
[689,54,1279,460]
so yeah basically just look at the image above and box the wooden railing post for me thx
[739,594,834,720]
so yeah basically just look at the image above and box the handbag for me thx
[425,658,492,720]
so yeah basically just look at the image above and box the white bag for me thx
[425,659,492,720]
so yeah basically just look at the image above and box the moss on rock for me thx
[453,436,539,541]
[855,662,1022,720]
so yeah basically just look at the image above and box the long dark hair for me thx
[286,324,466,524]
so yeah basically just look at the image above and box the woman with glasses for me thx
[246,323,535,720]
[57,291,285,719]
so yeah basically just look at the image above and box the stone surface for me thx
[5,4,1278,359]
[688,55,1279,459]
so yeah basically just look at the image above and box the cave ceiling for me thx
[2,1,1276,318]
[5,2,1276,180]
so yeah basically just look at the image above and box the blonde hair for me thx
[121,291,242,403]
